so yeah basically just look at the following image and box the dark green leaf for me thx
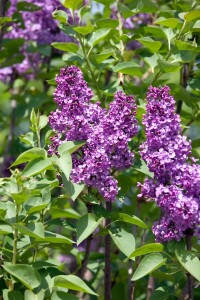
[112,62,143,77]
[175,248,200,281]
[51,42,79,53]
[89,29,111,46]
[131,253,166,281]
[17,1,41,12]
[114,213,148,229]
[129,243,164,258]
[109,227,135,257]
[96,18,119,29]
[77,213,103,245]
[54,275,98,295]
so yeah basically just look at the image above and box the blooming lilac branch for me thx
[138,86,200,242]
[49,65,138,201]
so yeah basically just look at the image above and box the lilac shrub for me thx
[49,66,138,201]
[138,86,200,242]
[0,0,71,82]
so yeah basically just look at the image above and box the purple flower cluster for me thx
[0,0,71,82]
[49,66,138,201]
[138,86,200,242]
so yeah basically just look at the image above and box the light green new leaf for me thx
[51,42,79,53]
[22,157,52,177]
[109,227,135,257]
[11,148,47,167]
[114,213,148,229]
[11,187,31,205]
[137,37,162,52]
[175,40,197,51]
[39,115,48,130]
[89,29,111,46]
[184,10,200,22]
[131,253,166,281]
[24,290,45,300]
[155,17,180,28]
[3,263,41,290]
[54,275,98,295]
[175,249,200,281]
[77,213,103,245]
[129,243,164,258]
[62,175,85,201]
[96,18,119,29]
[52,10,68,23]
[74,23,94,35]
[60,0,82,10]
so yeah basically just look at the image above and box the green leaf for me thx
[184,10,200,22]
[13,222,44,238]
[24,290,45,300]
[22,157,52,177]
[17,1,41,11]
[53,151,72,181]
[129,243,164,258]
[89,29,111,46]
[11,188,31,205]
[35,231,74,244]
[114,213,148,229]
[155,17,180,28]
[143,53,158,72]
[0,17,12,25]
[11,148,47,167]
[96,18,119,29]
[112,62,143,77]
[109,227,135,257]
[74,23,94,36]
[3,263,41,290]
[95,49,115,64]
[51,42,79,53]
[134,159,153,178]
[60,0,83,10]
[131,253,166,281]
[19,132,36,147]
[158,60,181,73]
[137,37,162,52]
[52,10,68,23]
[175,40,197,51]
[0,224,13,234]
[149,287,169,300]
[25,196,49,213]
[118,3,135,18]
[51,292,78,300]
[62,177,85,201]
[50,208,80,219]
[54,275,98,295]
[58,141,85,155]
[77,213,103,245]
[39,115,48,130]
[175,249,200,281]
[3,290,23,300]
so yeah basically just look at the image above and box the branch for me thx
[146,276,155,300]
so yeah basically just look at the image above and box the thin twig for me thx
[104,201,112,300]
